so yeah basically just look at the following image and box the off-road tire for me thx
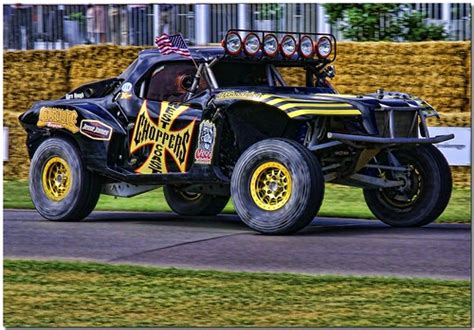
[163,185,230,216]
[29,137,101,221]
[231,138,324,235]
[363,145,452,227]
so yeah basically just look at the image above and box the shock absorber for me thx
[296,123,310,145]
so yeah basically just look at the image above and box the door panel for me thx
[129,99,201,174]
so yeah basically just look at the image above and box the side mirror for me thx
[83,88,94,98]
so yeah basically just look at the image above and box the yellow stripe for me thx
[265,97,289,105]
[287,109,361,117]
[278,103,354,111]
[259,94,275,101]
[266,97,354,106]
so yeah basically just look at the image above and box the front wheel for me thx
[29,137,101,221]
[231,138,324,235]
[363,145,452,227]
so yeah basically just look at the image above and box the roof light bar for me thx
[281,34,297,58]
[243,33,261,56]
[316,36,332,59]
[262,34,279,57]
[223,29,336,62]
[299,35,315,58]
[224,32,242,55]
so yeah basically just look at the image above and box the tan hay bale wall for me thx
[4,42,471,187]
[451,166,471,188]
[3,50,69,179]
[67,45,149,89]
[331,41,472,123]
[3,50,68,114]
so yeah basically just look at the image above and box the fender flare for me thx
[19,101,127,173]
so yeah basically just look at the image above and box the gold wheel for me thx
[250,161,292,211]
[41,156,72,201]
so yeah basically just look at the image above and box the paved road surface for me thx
[4,209,471,279]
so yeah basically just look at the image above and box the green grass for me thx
[4,180,470,222]
[4,259,470,327]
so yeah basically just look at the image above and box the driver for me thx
[167,68,207,103]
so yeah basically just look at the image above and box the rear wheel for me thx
[231,138,324,235]
[29,137,101,221]
[363,145,452,227]
[163,185,230,216]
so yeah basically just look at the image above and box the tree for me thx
[399,11,447,41]
[324,4,446,41]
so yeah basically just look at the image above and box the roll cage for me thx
[176,29,338,100]
[184,55,336,100]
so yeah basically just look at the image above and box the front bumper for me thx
[327,132,454,145]
[329,102,454,147]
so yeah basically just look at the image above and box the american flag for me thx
[154,33,191,58]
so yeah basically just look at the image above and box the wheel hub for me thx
[42,156,72,201]
[250,161,292,211]
[395,173,411,192]
[55,174,64,185]
[268,181,279,192]
[383,165,422,207]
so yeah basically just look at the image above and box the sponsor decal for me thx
[130,101,196,174]
[65,92,84,100]
[430,127,471,166]
[120,92,132,100]
[37,107,79,133]
[194,120,216,165]
[80,120,113,141]
[215,91,264,101]
[121,82,133,92]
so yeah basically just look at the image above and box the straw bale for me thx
[3,49,68,114]
[338,41,470,57]
[333,75,465,88]
[67,45,145,89]
[3,42,471,182]
[279,67,306,86]
[450,166,471,188]
[427,97,466,109]
[466,51,471,75]
[427,112,471,127]
[335,54,465,67]
[335,64,466,77]
[464,53,471,115]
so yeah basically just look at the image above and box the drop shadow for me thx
[85,211,249,230]
[84,211,470,236]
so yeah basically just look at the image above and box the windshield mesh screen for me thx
[213,62,268,87]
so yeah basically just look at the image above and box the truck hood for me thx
[213,87,427,118]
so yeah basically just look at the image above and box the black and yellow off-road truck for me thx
[20,30,453,234]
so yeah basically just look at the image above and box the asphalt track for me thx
[4,209,471,280]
